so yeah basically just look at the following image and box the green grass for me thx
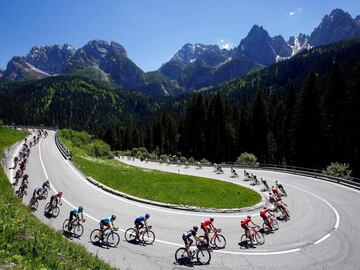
[61,130,261,209]
[0,126,114,270]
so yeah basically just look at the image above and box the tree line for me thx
[102,63,360,176]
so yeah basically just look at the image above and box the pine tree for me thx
[293,72,324,168]
[251,90,269,163]
[282,85,297,164]
[321,63,346,163]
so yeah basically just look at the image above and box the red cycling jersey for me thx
[241,217,251,226]
[260,209,268,218]
[201,219,212,228]
[272,187,279,196]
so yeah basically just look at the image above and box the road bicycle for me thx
[262,215,279,233]
[29,197,39,210]
[90,228,120,248]
[175,240,211,265]
[16,186,27,199]
[197,228,226,249]
[240,226,265,247]
[124,225,155,245]
[63,219,85,238]
[44,202,60,218]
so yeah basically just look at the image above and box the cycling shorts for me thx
[134,219,143,227]
[182,234,193,246]
[241,224,249,231]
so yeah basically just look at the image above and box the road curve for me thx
[7,130,360,270]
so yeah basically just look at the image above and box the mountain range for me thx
[2,8,360,95]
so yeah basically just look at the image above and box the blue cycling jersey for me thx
[101,217,112,224]
[71,208,82,215]
[136,216,146,222]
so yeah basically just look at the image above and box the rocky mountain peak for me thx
[310,8,360,46]
[25,44,76,74]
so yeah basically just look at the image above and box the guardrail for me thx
[54,131,72,160]
[219,162,360,190]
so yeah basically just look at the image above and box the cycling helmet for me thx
[210,217,214,222]
[111,214,116,220]
[23,174,29,179]
[247,215,251,219]
[193,226,198,232]
[263,207,267,209]
[145,213,150,219]
[78,206,84,212]
[59,192,63,196]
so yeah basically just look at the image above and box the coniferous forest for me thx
[1,39,360,175]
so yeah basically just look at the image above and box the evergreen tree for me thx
[251,90,269,163]
[282,85,297,164]
[321,63,346,162]
[293,72,324,168]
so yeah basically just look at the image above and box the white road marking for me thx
[23,131,350,256]
[314,233,331,245]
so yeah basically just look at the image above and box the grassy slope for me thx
[61,131,261,209]
[0,126,114,270]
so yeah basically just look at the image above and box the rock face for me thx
[3,56,49,80]
[287,34,312,56]
[236,25,279,65]
[309,9,360,46]
[160,43,231,79]
[26,44,75,75]
[68,40,145,90]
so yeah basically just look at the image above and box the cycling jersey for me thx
[201,219,212,227]
[272,187,279,195]
[260,209,269,218]
[241,217,251,226]
[183,229,196,239]
[101,217,112,224]
[70,208,82,215]
[33,188,43,197]
[135,216,146,222]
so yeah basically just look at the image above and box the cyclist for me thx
[99,215,117,241]
[260,207,272,229]
[42,180,50,190]
[13,169,23,186]
[16,183,28,196]
[271,186,280,198]
[240,215,259,246]
[276,181,287,195]
[32,187,44,201]
[230,166,238,177]
[47,191,63,211]
[276,198,290,219]
[268,192,276,205]
[68,206,85,229]
[134,213,150,237]
[182,226,200,257]
[200,217,216,247]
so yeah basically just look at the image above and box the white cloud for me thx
[289,7,302,16]
[217,39,234,50]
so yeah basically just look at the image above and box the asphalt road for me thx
[6,130,360,270]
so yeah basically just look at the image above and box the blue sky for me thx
[0,0,359,71]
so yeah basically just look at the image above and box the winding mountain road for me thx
[6,130,360,270]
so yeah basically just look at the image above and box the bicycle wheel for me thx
[31,199,39,210]
[142,230,155,245]
[214,234,226,249]
[262,222,270,233]
[90,229,101,243]
[106,231,120,247]
[255,231,265,245]
[240,234,249,247]
[62,219,70,231]
[196,236,207,249]
[73,223,84,238]
[196,249,211,265]
[124,228,137,242]
[52,206,60,218]
[272,219,279,230]
[175,248,189,264]
[44,203,50,213]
